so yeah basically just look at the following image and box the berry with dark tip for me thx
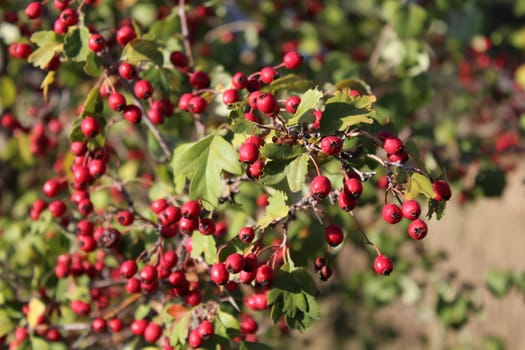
[374,255,393,275]
[401,200,421,220]
[382,203,402,224]
[320,135,343,155]
[407,219,428,240]
[310,175,332,199]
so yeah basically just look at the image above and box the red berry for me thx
[170,51,188,68]
[54,0,69,11]
[256,93,279,115]
[70,141,87,156]
[116,26,136,46]
[433,180,452,201]
[118,62,137,80]
[25,2,43,19]
[320,264,332,281]
[181,200,201,219]
[14,327,28,342]
[48,200,67,217]
[248,90,262,108]
[189,71,210,89]
[284,95,301,114]
[246,77,261,92]
[407,219,428,240]
[210,263,229,285]
[126,277,141,293]
[131,319,148,336]
[77,198,93,216]
[382,203,402,224]
[198,218,216,235]
[401,200,421,220]
[225,253,245,273]
[255,264,274,286]
[383,136,404,154]
[140,265,158,284]
[283,51,303,69]
[337,191,357,211]
[388,150,409,163]
[91,318,107,333]
[43,178,61,197]
[151,198,168,214]
[88,33,106,52]
[222,88,239,105]
[179,217,198,234]
[116,210,134,226]
[108,92,126,111]
[324,224,344,247]
[9,43,33,59]
[187,96,207,113]
[239,226,255,243]
[310,175,332,199]
[343,177,363,199]
[71,300,91,316]
[76,220,93,236]
[59,8,78,26]
[178,93,194,111]
[46,328,62,341]
[108,318,124,333]
[197,320,214,340]
[240,314,258,334]
[144,322,163,343]
[247,159,265,178]
[158,205,181,227]
[320,135,343,155]
[259,66,279,84]
[80,116,99,138]
[134,80,154,99]
[188,328,203,348]
[120,260,138,278]
[88,159,107,178]
[160,251,178,269]
[238,142,259,164]
[373,255,393,276]
[232,72,247,89]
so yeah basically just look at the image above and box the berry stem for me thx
[350,211,380,256]
[178,0,195,69]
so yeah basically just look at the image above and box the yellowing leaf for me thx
[27,298,46,328]
[41,71,55,102]
[0,76,17,109]
[405,172,434,200]
[256,190,289,229]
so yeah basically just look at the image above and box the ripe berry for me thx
[433,180,452,201]
[94,227,121,248]
[46,328,62,341]
[80,116,99,138]
[91,318,107,333]
[140,265,158,284]
[181,200,201,219]
[256,93,279,115]
[70,141,87,156]
[225,253,245,273]
[255,264,274,286]
[144,322,163,343]
[14,327,28,342]
[285,95,301,113]
[77,198,94,216]
[187,96,207,113]
[118,62,137,80]
[337,191,357,211]
[343,177,363,199]
[320,264,332,281]
[240,314,258,334]
[126,277,141,293]
[170,50,188,68]
[178,93,193,111]
[134,80,154,99]
[59,8,78,26]
[247,159,265,178]
[48,200,67,217]
[232,72,247,89]
[259,66,279,84]
[76,220,93,236]
[108,318,124,333]
[151,198,168,214]
[43,178,61,197]
[25,2,43,19]
[382,203,402,224]
[160,251,178,270]
[130,319,148,336]
[178,217,198,234]
[388,150,409,163]
[108,92,126,111]
[210,263,229,285]
[120,260,138,278]
[320,135,343,155]
[373,255,394,276]
[383,136,404,154]
[310,175,332,199]
[188,328,203,348]
[283,51,303,69]
[324,224,344,247]
[71,300,91,316]
[8,43,33,59]
[222,88,239,105]
[189,71,210,89]
[407,219,428,240]
[239,269,256,284]
[239,226,255,243]
[198,218,216,235]
[197,320,214,340]
[158,205,181,227]
[88,33,106,52]
[401,200,421,220]
[238,142,259,164]
[88,159,107,178]
[116,26,136,46]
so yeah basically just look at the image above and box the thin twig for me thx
[178,0,195,69]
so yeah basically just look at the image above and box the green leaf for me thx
[191,233,218,264]
[288,88,323,125]
[0,310,14,337]
[240,341,274,350]
[63,27,90,62]
[0,76,17,109]
[171,134,242,208]
[320,91,375,133]
[169,311,191,345]
[30,337,50,350]
[121,39,164,66]
[286,153,309,192]
[485,271,512,297]
[426,198,446,220]
[263,74,313,95]
[404,172,434,200]
[68,87,104,142]
[383,1,429,38]
[28,31,64,69]
[260,143,304,161]
[28,298,46,327]
[84,52,104,77]
[217,309,240,330]
[256,190,289,229]
[335,79,372,95]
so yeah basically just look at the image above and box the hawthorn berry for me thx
[187,96,207,113]
[320,135,343,155]
[382,203,402,224]
[283,51,303,69]
[181,200,201,219]
[198,218,216,235]
[210,263,229,285]
[256,93,279,115]
[255,264,274,286]
[373,255,394,275]
[151,198,168,214]
[238,142,259,163]
[343,177,363,199]
[120,260,138,278]
[259,66,279,84]
[48,200,67,218]
[76,220,93,236]
[247,159,265,178]
[177,93,193,111]
[54,0,69,11]
[407,219,428,240]
[225,253,245,273]
[80,116,99,138]
[134,80,154,99]
[43,178,61,197]
[324,224,344,247]
[285,95,301,114]
[144,322,163,343]
[401,200,421,220]
[337,191,358,211]
[222,88,239,105]
[169,51,188,68]
[91,318,107,333]
[188,328,203,348]
[388,150,409,163]
[130,319,148,336]
[118,62,137,80]
[8,43,33,59]
[59,8,78,26]
[108,92,126,111]
[198,320,214,340]
[158,205,181,227]
[433,179,452,201]
[383,136,404,154]
[189,71,210,89]
[140,265,158,284]
[116,26,136,46]
[232,72,247,89]
[178,217,198,234]
[160,251,178,270]
[88,33,106,52]
[71,300,91,316]
[310,175,332,199]
[25,2,43,19]
[320,265,333,281]
[108,318,124,333]
[239,226,255,243]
